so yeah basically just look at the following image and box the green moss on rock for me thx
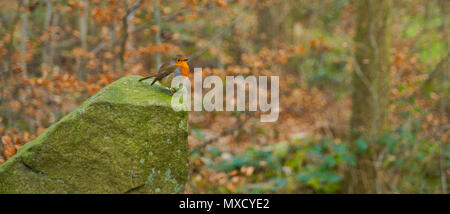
[0,76,189,194]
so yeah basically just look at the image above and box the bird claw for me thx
[168,86,183,96]
[168,88,177,96]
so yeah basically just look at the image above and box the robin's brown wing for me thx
[150,63,177,85]
[139,62,175,82]
[157,61,173,74]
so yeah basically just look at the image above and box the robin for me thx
[139,55,190,95]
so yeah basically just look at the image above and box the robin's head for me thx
[174,55,188,63]
[174,55,190,76]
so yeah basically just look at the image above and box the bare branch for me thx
[127,0,143,16]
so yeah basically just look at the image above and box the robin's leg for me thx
[168,86,183,96]
[168,87,176,96]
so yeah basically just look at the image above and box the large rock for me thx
[0,76,189,193]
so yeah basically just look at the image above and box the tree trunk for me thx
[119,0,142,73]
[127,7,137,66]
[153,0,162,70]
[20,0,30,76]
[78,0,89,80]
[256,0,290,49]
[349,0,392,193]
[49,13,59,73]
[42,0,52,71]
[438,0,448,194]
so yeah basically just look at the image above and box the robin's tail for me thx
[150,77,159,86]
[139,75,156,82]
[139,75,160,86]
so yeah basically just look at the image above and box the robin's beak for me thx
[184,58,189,62]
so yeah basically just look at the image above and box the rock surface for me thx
[0,75,189,193]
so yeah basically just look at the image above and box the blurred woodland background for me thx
[0,0,448,193]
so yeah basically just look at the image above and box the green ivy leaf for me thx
[356,138,368,153]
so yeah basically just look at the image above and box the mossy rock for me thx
[0,76,189,193]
